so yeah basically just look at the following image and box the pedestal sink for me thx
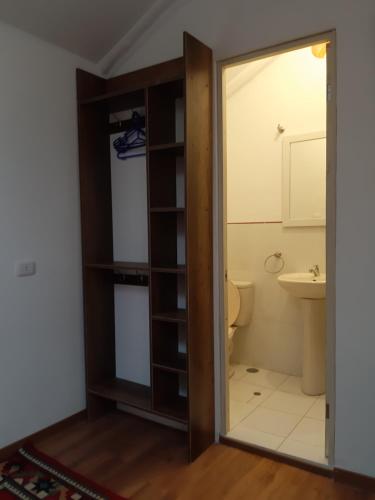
[278,273,326,396]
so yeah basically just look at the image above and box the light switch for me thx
[15,261,36,277]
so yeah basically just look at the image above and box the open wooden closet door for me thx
[184,32,214,460]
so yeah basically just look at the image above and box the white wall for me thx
[226,48,326,375]
[226,48,326,223]
[0,22,98,448]
[110,0,375,477]
[110,130,150,386]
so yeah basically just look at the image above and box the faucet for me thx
[309,264,320,277]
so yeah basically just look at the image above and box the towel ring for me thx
[264,252,285,274]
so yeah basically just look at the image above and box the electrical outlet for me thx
[15,261,36,277]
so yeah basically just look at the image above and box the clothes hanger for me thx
[113,111,146,160]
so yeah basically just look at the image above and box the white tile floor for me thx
[227,365,327,465]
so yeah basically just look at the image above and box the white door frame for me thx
[216,30,337,466]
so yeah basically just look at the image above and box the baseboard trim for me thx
[334,468,375,491]
[0,410,87,462]
[220,435,332,477]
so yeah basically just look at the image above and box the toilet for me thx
[227,280,255,377]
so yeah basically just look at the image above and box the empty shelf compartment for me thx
[152,321,187,373]
[149,148,185,209]
[148,80,184,146]
[151,272,186,317]
[153,368,188,422]
[150,212,185,268]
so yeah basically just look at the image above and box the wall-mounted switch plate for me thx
[15,261,36,277]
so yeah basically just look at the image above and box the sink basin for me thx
[277,272,326,395]
[278,272,326,299]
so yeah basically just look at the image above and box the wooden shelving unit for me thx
[88,378,152,411]
[77,32,213,461]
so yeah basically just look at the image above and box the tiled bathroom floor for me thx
[227,364,327,465]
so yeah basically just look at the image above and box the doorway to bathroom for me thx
[218,32,336,468]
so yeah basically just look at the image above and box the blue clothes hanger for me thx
[113,111,146,160]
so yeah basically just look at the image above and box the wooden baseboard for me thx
[220,435,332,477]
[334,468,375,491]
[0,410,87,462]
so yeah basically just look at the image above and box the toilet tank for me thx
[232,280,254,326]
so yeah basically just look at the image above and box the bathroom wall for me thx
[226,47,326,224]
[228,224,325,375]
[226,47,326,375]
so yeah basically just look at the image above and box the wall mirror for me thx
[282,131,326,227]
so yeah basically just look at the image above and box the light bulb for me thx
[311,43,327,59]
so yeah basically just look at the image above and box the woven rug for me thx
[0,445,125,500]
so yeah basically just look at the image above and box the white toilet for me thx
[227,280,255,376]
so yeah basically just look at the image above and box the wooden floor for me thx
[34,412,374,499]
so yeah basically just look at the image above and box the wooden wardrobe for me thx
[76,32,213,461]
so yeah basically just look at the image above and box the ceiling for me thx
[0,0,158,62]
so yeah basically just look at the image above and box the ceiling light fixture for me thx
[311,43,327,59]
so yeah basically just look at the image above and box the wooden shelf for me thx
[153,353,187,374]
[79,88,144,106]
[88,378,151,411]
[148,142,184,152]
[150,207,185,213]
[79,89,146,115]
[152,265,186,274]
[79,90,126,105]
[88,377,188,424]
[108,115,145,135]
[85,261,149,273]
[152,310,187,323]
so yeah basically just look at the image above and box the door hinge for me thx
[225,270,228,281]
[327,83,333,102]
[326,402,330,419]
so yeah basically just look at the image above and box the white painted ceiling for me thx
[0,0,158,62]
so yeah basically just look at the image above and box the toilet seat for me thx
[227,280,240,327]
[228,326,236,340]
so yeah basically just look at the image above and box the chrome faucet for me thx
[309,264,320,277]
